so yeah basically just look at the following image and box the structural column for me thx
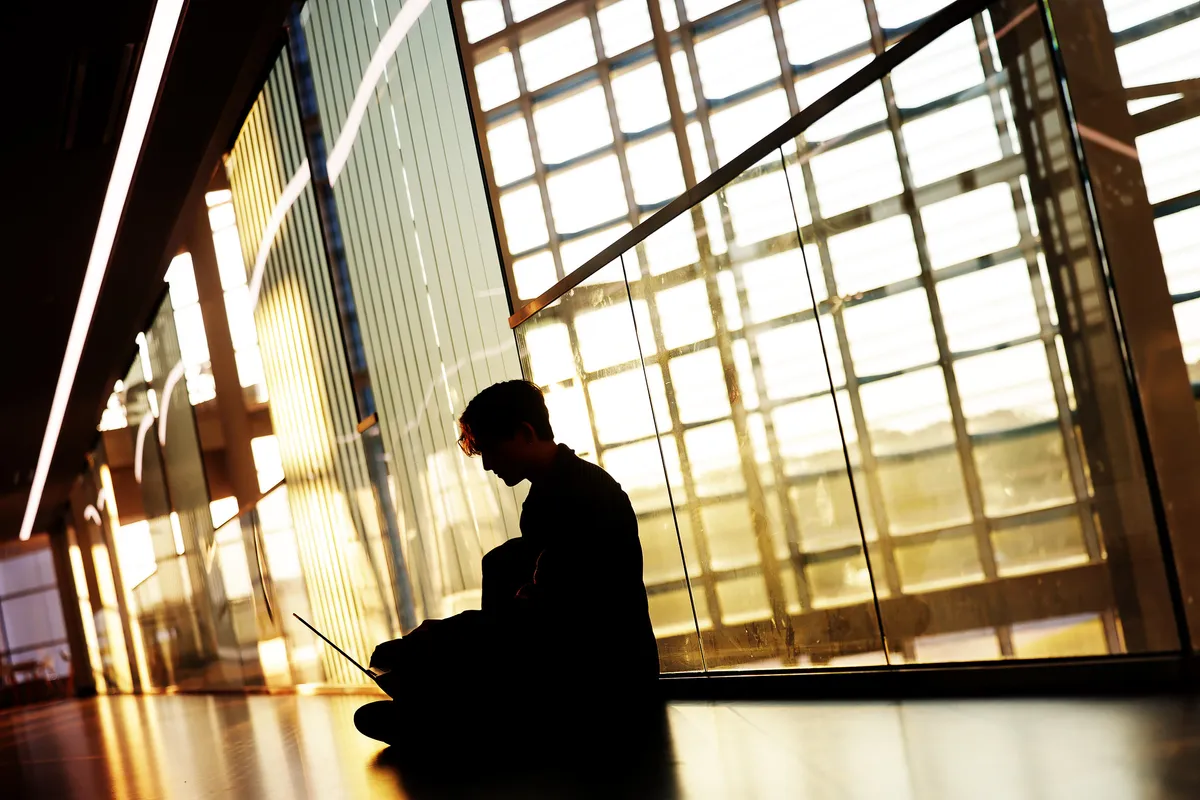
[1041,0,1200,652]
[189,191,261,512]
[47,517,97,697]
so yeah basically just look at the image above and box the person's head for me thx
[458,380,556,486]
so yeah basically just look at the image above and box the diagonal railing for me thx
[508,0,995,329]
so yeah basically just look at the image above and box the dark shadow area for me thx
[368,701,680,800]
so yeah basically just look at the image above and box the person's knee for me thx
[354,700,398,744]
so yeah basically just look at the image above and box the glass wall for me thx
[217,0,527,683]
[1090,0,1200,393]
[508,0,1182,668]
[0,537,71,688]
[299,0,525,622]
[68,0,1197,690]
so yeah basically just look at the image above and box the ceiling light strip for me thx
[19,0,186,540]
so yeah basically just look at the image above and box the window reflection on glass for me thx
[1011,614,1109,659]
[895,532,982,592]
[716,574,772,624]
[912,627,1001,663]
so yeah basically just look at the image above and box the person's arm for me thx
[520,483,641,612]
[481,538,538,612]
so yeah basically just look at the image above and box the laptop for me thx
[292,613,390,682]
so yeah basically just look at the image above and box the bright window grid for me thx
[1106,3,1200,390]
[501,4,1103,651]
[472,0,986,290]
[0,547,70,679]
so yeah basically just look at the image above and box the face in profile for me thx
[478,425,538,486]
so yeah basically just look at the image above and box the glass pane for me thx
[499,185,549,253]
[1,591,66,651]
[514,256,705,672]
[510,0,563,22]
[0,547,57,595]
[626,148,884,670]
[1046,0,1200,656]
[598,0,652,57]
[796,56,888,142]
[545,155,628,234]
[781,3,1181,663]
[779,0,871,65]
[533,85,613,166]
[487,118,535,186]
[692,16,780,101]
[611,62,671,134]
[462,0,506,42]
[474,53,520,110]
[519,18,597,91]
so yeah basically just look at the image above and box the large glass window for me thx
[502,0,1182,669]
[0,538,71,684]
[1100,1,1200,388]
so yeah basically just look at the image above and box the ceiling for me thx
[0,0,294,539]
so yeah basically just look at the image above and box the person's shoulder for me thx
[558,447,626,497]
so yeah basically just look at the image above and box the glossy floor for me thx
[2,693,1199,798]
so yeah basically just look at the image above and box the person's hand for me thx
[369,638,405,671]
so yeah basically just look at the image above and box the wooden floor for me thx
[2,692,1199,798]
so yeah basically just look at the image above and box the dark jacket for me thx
[375,445,658,694]
[482,444,660,682]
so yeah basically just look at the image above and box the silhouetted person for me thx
[355,380,659,749]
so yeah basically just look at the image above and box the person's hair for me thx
[458,380,554,456]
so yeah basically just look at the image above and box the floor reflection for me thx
[2,693,1199,798]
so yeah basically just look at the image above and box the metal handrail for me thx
[508,0,995,329]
